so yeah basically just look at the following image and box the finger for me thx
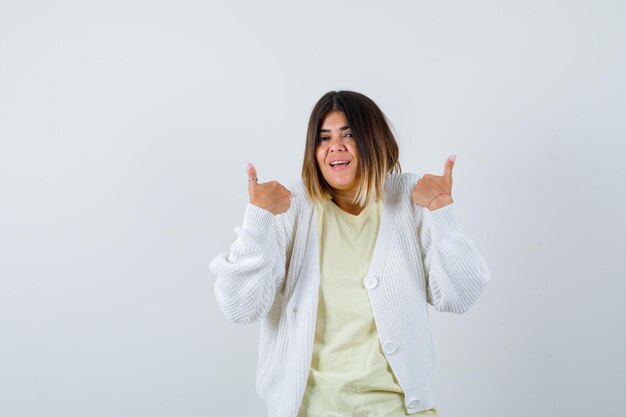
[246,162,258,185]
[443,155,456,178]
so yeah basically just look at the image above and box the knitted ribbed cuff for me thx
[427,201,463,236]
[241,203,276,241]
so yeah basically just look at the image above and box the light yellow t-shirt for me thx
[297,200,439,417]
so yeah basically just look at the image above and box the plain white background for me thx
[1,0,625,416]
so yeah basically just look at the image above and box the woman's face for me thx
[316,111,359,196]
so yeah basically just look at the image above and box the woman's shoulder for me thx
[385,171,422,191]
[286,179,306,195]
[285,180,307,202]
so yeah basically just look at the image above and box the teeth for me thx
[330,161,349,167]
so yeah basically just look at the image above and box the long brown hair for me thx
[301,90,401,207]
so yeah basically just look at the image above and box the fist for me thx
[247,162,291,215]
[412,155,455,211]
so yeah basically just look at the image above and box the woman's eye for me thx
[319,136,329,142]
[345,133,353,138]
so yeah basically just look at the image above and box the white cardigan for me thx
[210,172,491,416]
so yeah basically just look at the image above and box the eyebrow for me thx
[319,125,351,133]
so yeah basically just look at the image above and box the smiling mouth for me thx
[329,160,350,167]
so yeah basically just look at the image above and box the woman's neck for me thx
[331,191,364,216]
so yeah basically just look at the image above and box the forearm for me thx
[210,204,285,324]
[422,203,491,313]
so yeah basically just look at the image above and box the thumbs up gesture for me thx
[412,155,456,211]
[247,163,292,215]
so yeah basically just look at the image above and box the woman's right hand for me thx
[247,163,291,215]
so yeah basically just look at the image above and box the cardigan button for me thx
[382,341,397,354]
[363,275,379,289]
[407,398,421,408]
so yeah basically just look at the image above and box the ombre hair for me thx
[301,90,401,207]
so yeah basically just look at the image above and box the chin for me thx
[330,181,357,192]
[322,172,358,192]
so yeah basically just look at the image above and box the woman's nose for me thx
[329,137,347,151]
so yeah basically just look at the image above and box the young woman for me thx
[210,90,491,417]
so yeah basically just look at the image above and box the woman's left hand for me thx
[412,155,456,211]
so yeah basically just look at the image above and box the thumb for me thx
[247,162,259,192]
[247,162,258,181]
[443,155,455,179]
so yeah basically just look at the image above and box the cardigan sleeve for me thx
[418,201,491,314]
[209,203,290,324]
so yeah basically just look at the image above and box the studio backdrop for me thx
[1,1,624,416]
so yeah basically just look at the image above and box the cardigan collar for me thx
[297,173,402,282]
